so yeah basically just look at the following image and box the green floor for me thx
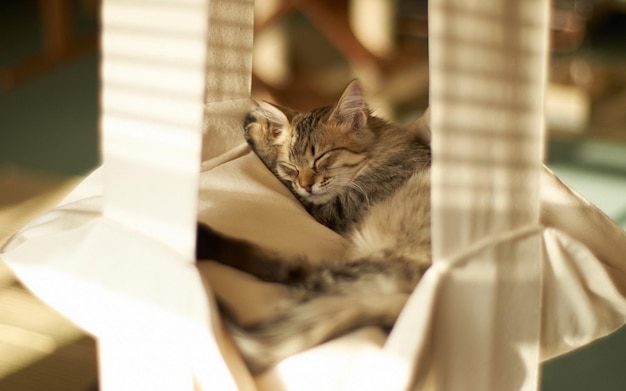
[0,54,99,176]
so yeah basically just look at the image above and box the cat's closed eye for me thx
[313,151,333,171]
[316,149,367,171]
[278,162,299,178]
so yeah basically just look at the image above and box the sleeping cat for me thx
[196,80,432,373]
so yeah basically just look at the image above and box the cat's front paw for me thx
[242,110,258,139]
[244,104,292,146]
[243,107,273,154]
[242,105,293,168]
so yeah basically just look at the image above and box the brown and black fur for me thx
[197,80,432,373]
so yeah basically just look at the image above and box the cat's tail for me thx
[226,292,409,374]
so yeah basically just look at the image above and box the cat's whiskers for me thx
[347,180,371,207]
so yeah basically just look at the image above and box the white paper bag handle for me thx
[345,1,551,390]
[100,0,210,259]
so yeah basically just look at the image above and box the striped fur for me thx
[198,80,432,373]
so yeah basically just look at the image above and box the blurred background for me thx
[0,0,625,389]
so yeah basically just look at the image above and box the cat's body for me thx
[196,80,432,373]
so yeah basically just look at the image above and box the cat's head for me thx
[244,80,376,204]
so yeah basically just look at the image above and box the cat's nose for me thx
[298,173,315,194]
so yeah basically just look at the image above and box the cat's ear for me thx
[407,107,431,144]
[330,79,368,131]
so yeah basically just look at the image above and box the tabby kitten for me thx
[197,80,432,373]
